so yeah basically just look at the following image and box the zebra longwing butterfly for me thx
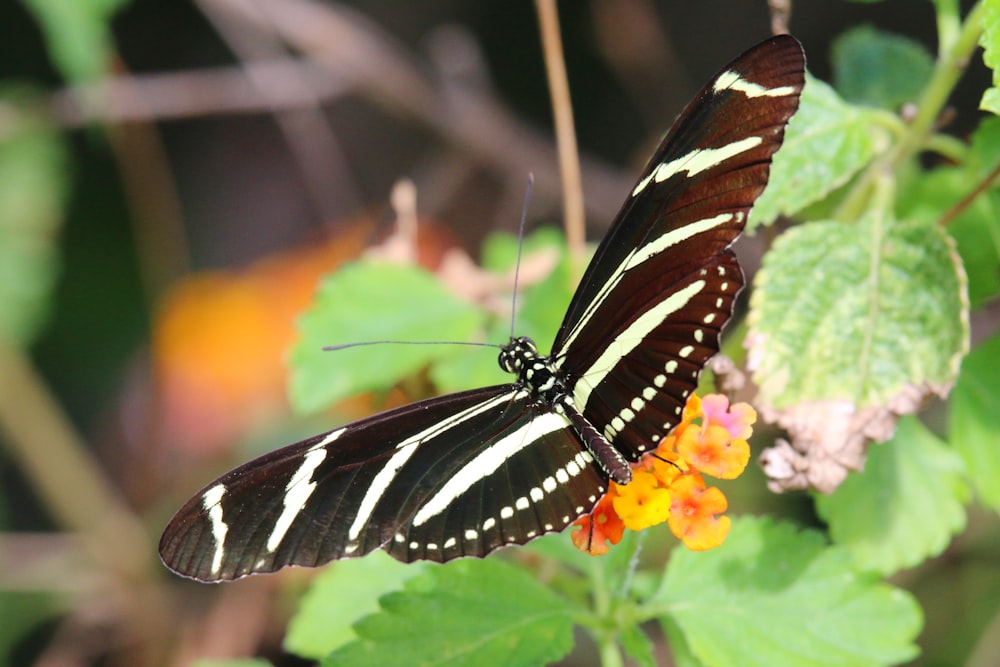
[160,35,805,581]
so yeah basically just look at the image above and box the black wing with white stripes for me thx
[161,385,607,580]
[159,36,805,581]
[551,34,804,461]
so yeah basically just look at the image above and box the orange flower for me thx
[571,488,626,555]
[675,394,754,480]
[570,392,754,556]
[667,472,731,551]
[153,226,369,454]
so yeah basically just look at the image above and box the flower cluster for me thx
[571,393,755,555]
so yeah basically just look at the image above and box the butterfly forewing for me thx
[160,36,805,581]
[552,35,804,460]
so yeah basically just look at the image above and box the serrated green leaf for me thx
[749,76,888,229]
[0,104,69,345]
[982,88,1000,115]
[815,417,969,575]
[832,26,934,110]
[900,168,1000,309]
[323,559,574,667]
[748,216,968,409]
[981,0,1000,113]
[478,227,574,345]
[522,532,593,572]
[285,552,425,659]
[20,0,128,84]
[651,516,922,667]
[966,115,1000,171]
[949,333,1000,513]
[661,617,701,667]
[289,261,487,414]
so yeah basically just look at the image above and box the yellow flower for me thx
[612,469,671,531]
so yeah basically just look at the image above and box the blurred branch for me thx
[105,71,193,301]
[48,58,351,126]
[34,0,635,229]
[202,0,632,225]
[195,0,363,219]
[0,337,153,583]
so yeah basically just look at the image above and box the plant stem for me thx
[834,1,985,221]
[534,0,587,281]
[887,1,985,171]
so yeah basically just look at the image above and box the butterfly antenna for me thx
[509,173,535,341]
[323,340,502,352]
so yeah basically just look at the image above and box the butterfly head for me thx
[498,336,540,374]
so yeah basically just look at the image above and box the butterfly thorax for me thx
[499,336,633,484]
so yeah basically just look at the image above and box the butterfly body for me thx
[499,335,633,484]
[160,35,805,581]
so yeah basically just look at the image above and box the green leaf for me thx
[478,227,573,345]
[899,169,1000,310]
[898,118,1000,308]
[749,76,887,229]
[0,101,69,345]
[815,417,969,575]
[479,227,563,272]
[289,261,487,414]
[20,0,129,84]
[285,552,426,659]
[323,559,574,667]
[431,228,572,394]
[981,0,1000,114]
[620,623,656,667]
[748,216,968,409]
[950,333,1000,513]
[522,532,593,572]
[832,26,934,110]
[0,592,61,666]
[651,516,922,667]
[428,319,512,394]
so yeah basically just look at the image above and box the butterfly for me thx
[160,35,805,581]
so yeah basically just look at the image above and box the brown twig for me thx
[938,161,1000,227]
[535,0,587,278]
